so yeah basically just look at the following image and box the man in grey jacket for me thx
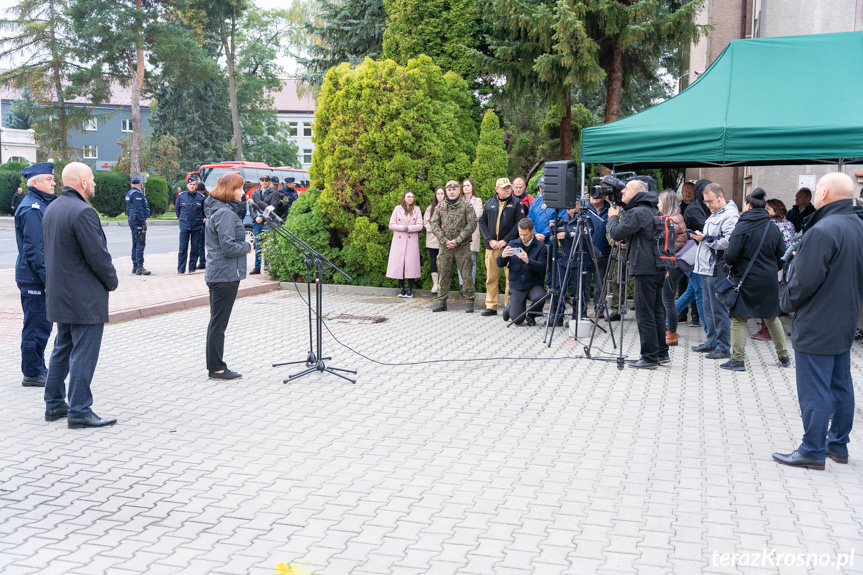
[689,183,739,360]
[774,172,863,469]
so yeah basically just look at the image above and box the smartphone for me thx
[511,247,521,256]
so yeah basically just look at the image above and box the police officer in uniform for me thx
[195,181,209,270]
[430,180,478,312]
[176,177,206,273]
[14,162,57,387]
[126,176,151,275]
[282,177,299,218]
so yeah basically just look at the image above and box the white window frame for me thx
[288,122,298,137]
[121,118,133,132]
[303,148,313,164]
[84,117,98,131]
[303,122,312,137]
[83,145,98,159]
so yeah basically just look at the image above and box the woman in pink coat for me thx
[386,190,424,297]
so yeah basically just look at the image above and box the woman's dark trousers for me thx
[206,281,239,372]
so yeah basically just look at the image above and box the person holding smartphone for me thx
[497,218,547,326]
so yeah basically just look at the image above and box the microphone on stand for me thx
[256,200,284,224]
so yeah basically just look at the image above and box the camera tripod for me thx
[583,236,631,369]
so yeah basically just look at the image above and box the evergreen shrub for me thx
[144,176,169,217]
[91,172,130,217]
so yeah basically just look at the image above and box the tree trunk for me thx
[48,0,70,162]
[221,10,243,161]
[559,87,572,160]
[130,0,145,178]
[604,41,623,124]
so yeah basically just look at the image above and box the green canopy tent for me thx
[581,31,863,170]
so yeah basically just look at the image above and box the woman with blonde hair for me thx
[386,189,424,297]
[204,172,254,379]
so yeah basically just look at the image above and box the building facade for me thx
[684,0,863,206]
[272,80,317,170]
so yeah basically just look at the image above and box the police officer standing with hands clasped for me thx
[126,176,151,275]
[176,176,206,274]
[14,162,57,388]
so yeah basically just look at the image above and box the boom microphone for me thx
[255,200,284,224]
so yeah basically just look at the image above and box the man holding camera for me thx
[774,172,863,470]
[498,218,547,326]
[607,179,669,369]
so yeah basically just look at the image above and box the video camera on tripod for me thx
[588,172,657,206]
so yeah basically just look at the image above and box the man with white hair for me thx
[774,172,863,469]
[14,162,57,387]
[42,162,118,428]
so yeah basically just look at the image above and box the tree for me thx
[382,0,479,81]
[114,133,182,182]
[470,109,508,198]
[293,0,385,86]
[5,88,36,129]
[0,0,91,160]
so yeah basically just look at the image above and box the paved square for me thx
[1,288,862,574]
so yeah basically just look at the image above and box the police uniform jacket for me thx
[15,187,57,287]
[496,238,547,291]
[175,191,205,231]
[125,187,150,224]
[478,195,525,248]
[42,187,118,324]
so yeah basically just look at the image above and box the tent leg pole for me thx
[581,162,585,198]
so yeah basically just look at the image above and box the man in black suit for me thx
[42,162,119,428]
[497,218,547,326]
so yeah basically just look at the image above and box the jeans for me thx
[457,252,478,286]
[676,271,705,332]
[44,323,104,419]
[662,267,685,333]
[206,281,240,372]
[252,221,268,268]
[794,350,854,460]
[701,275,731,353]
[730,316,787,361]
[633,273,669,363]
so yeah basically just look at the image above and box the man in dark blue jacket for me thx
[14,162,57,387]
[175,179,206,273]
[775,172,863,470]
[125,176,151,275]
[497,218,547,326]
[42,162,118,428]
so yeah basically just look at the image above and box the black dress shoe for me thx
[826,449,848,464]
[45,403,69,422]
[209,369,242,380]
[526,316,536,327]
[657,355,670,365]
[502,308,510,321]
[480,308,497,317]
[691,343,715,353]
[197,263,206,270]
[720,359,746,371]
[706,350,731,360]
[772,450,825,470]
[628,359,658,370]
[250,267,261,275]
[68,413,117,429]
[22,373,47,387]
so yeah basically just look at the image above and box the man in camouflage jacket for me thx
[430,180,478,312]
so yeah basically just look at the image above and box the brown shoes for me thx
[666,331,678,346]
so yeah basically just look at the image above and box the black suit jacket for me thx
[42,187,118,324]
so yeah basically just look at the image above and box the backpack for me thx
[654,214,676,269]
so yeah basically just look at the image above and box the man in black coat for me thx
[775,172,863,470]
[497,218,547,326]
[786,187,816,233]
[42,162,119,429]
[607,179,669,369]
[478,178,525,316]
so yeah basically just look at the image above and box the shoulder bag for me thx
[713,223,771,309]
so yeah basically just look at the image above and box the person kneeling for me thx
[498,219,547,326]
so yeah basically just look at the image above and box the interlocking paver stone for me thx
[0,287,862,574]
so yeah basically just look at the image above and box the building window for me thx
[288,122,297,137]
[83,145,98,159]
[303,122,312,137]
[303,149,313,164]
[121,118,132,132]
[85,117,98,131]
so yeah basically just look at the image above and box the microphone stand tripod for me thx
[264,214,358,384]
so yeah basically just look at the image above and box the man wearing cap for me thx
[478,177,525,316]
[249,175,276,274]
[175,177,206,274]
[281,177,299,218]
[125,176,151,275]
[14,162,57,388]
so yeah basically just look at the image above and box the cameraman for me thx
[773,172,863,470]
[607,179,669,369]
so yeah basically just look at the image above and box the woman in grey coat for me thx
[204,172,253,379]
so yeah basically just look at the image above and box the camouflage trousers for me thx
[435,243,474,303]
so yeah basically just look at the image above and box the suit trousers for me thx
[44,323,104,419]
[505,285,546,324]
[19,284,50,377]
[794,350,854,460]
[178,228,202,273]
[206,281,240,372]
[633,273,669,363]
[198,226,207,266]
[484,248,510,310]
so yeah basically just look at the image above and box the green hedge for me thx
[91,172,131,217]
[0,172,23,215]
[145,176,169,217]
[0,161,30,174]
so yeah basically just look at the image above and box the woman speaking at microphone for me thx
[203,172,253,380]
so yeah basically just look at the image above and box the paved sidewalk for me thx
[0,289,862,575]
